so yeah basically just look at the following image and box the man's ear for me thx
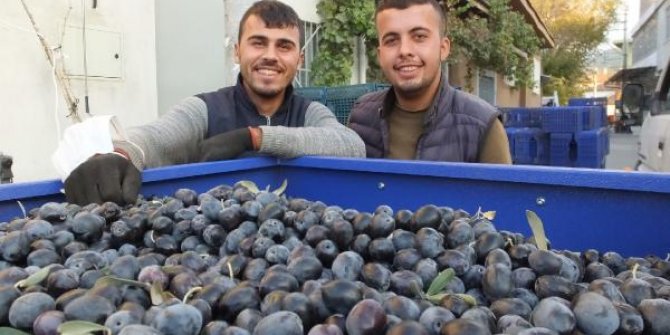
[298,50,305,68]
[440,37,451,62]
[234,43,240,64]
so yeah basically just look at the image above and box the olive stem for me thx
[632,263,639,280]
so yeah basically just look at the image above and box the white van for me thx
[631,59,670,171]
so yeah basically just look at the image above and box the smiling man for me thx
[349,0,511,164]
[63,0,365,206]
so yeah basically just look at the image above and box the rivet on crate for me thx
[377,182,385,190]
[535,197,546,206]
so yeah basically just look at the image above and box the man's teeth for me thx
[398,66,418,72]
[258,69,278,75]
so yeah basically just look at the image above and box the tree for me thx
[530,0,620,101]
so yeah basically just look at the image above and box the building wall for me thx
[1,0,157,182]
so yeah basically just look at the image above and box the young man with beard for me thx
[349,0,511,164]
[63,0,365,206]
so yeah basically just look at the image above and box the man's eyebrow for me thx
[381,26,431,40]
[380,31,400,40]
[276,38,297,46]
[246,35,268,42]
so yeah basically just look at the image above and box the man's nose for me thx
[399,38,414,56]
[262,45,279,60]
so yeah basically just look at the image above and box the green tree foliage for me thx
[530,0,620,101]
[446,0,541,91]
[312,0,540,89]
[311,0,378,86]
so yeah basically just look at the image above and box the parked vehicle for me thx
[625,58,670,171]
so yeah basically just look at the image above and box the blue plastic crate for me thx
[575,127,608,168]
[549,133,576,167]
[505,127,522,162]
[542,107,588,133]
[568,97,607,107]
[502,108,543,128]
[514,127,549,165]
[3,157,670,256]
[326,84,384,125]
[294,86,327,105]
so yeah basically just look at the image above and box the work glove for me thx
[64,153,141,206]
[199,128,255,162]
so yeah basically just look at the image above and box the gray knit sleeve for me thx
[258,102,366,158]
[114,96,208,169]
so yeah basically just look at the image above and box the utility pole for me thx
[620,1,628,109]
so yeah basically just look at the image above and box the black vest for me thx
[348,77,500,162]
[197,76,311,138]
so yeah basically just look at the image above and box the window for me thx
[295,21,320,87]
[632,15,657,63]
[478,70,496,105]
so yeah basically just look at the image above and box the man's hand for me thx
[199,128,255,162]
[64,153,141,206]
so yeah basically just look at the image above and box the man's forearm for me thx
[114,97,208,169]
[258,103,366,158]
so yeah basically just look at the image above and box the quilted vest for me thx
[348,77,500,162]
[197,76,310,138]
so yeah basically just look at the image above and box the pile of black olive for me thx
[0,181,669,335]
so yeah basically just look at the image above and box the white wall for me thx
[1,0,157,182]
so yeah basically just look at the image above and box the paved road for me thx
[605,126,640,171]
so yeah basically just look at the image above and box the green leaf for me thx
[0,327,31,335]
[57,320,111,335]
[14,264,59,289]
[94,276,149,290]
[426,293,448,305]
[426,268,456,296]
[238,180,260,194]
[272,179,288,196]
[454,294,478,306]
[526,210,548,251]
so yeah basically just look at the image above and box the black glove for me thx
[64,153,141,206]
[199,128,253,162]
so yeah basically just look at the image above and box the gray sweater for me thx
[115,96,365,169]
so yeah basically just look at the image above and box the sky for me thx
[606,0,641,43]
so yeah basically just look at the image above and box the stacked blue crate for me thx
[326,84,381,124]
[514,128,549,165]
[294,86,327,105]
[503,107,543,128]
[505,127,520,163]
[550,133,577,167]
[541,107,587,133]
[576,127,608,168]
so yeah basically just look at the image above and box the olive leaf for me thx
[14,264,59,289]
[94,276,150,290]
[0,327,31,335]
[426,293,448,305]
[482,211,496,220]
[150,281,165,306]
[226,261,235,281]
[632,263,639,280]
[238,180,260,194]
[526,210,548,251]
[426,268,456,296]
[183,286,203,304]
[272,179,288,196]
[454,294,478,306]
[57,320,111,335]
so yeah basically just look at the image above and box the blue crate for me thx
[294,86,327,105]
[3,157,670,256]
[326,84,381,125]
[568,97,607,107]
[505,127,522,161]
[549,133,576,167]
[580,106,607,130]
[513,127,549,165]
[502,108,543,128]
[575,127,608,168]
[542,107,588,133]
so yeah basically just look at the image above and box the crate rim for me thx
[2,157,670,202]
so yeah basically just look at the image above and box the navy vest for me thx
[197,77,311,138]
[348,77,500,162]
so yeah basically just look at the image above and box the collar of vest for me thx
[233,74,296,118]
[379,74,451,126]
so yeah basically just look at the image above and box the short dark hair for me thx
[238,0,304,42]
[375,0,446,37]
